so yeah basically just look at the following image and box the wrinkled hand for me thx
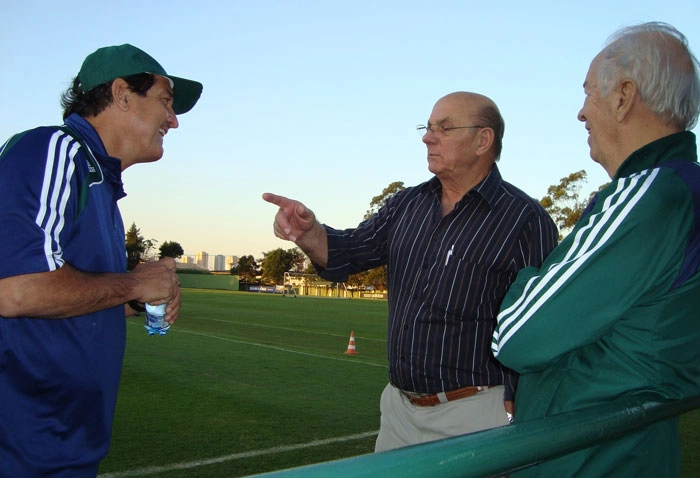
[262,192,317,242]
[131,258,181,324]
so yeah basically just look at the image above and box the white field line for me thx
[190,315,387,343]
[97,430,378,478]
[127,322,387,368]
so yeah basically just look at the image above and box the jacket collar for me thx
[615,131,698,179]
[64,113,126,200]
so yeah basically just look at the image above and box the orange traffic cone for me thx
[344,331,358,355]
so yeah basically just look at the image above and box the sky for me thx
[2,1,699,260]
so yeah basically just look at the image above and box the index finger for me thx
[262,192,287,207]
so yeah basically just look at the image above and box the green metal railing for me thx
[254,393,700,477]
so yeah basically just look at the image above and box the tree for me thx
[348,265,387,290]
[365,181,405,220]
[540,170,609,240]
[125,223,158,269]
[288,247,307,272]
[364,266,388,289]
[260,247,302,285]
[303,261,317,275]
[347,181,405,290]
[235,255,258,283]
[159,241,184,259]
[125,223,147,270]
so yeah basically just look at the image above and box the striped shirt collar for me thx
[426,164,503,210]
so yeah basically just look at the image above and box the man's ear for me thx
[111,78,130,112]
[476,127,495,156]
[615,79,638,122]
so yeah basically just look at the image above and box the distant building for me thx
[196,251,209,270]
[177,252,239,272]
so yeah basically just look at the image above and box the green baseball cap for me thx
[78,44,203,115]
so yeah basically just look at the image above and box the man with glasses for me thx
[0,44,201,475]
[264,91,557,451]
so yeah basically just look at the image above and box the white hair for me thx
[598,22,700,130]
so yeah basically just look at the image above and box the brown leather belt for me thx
[402,386,488,407]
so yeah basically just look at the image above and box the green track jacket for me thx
[492,131,700,477]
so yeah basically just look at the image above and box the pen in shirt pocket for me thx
[445,244,455,266]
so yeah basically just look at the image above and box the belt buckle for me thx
[401,390,431,405]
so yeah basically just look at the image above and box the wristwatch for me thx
[128,300,146,313]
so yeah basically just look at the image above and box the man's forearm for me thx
[0,264,136,319]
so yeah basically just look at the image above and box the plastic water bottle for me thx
[144,303,170,336]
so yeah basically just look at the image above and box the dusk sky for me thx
[2,0,698,259]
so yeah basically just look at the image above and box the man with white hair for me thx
[492,22,700,477]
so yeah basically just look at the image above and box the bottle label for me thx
[144,303,170,336]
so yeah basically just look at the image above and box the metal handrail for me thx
[254,394,700,477]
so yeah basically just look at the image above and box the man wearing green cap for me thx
[0,44,202,475]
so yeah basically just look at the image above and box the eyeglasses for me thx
[416,124,485,138]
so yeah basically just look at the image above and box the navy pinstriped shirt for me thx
[318,165,558,399]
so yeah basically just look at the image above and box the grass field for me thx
[98,289,700,477]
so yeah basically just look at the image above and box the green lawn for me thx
[98,289,700,477]
[99,290,388,477]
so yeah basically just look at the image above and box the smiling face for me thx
[124,75,179,165]
[577,56,621,177]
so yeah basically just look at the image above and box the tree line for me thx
[125,223,184,270]
[125,171,607,288]
[125,223,312,285]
